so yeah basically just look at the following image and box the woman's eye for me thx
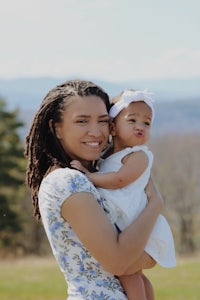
[76,119,87,124]
[99,119,109,123]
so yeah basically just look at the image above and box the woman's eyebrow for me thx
[99,114,109,118]
[74,114,109,118]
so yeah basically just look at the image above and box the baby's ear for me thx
[109,121,116,136]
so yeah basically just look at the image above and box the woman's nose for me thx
[87,124,101,136]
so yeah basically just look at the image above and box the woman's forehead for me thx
[64,95,108,113]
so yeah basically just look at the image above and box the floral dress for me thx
[38,168,127,299]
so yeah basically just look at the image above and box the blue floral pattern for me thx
[39,168,127,299]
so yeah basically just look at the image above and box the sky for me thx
[1,0,200,82]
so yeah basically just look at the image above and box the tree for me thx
[150,133,200,254]
[0,98,25,250]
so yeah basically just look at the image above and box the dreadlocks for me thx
[24,79,110,220]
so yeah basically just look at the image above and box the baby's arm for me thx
[70,151,149,189]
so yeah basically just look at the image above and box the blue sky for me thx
[1,0,200,82]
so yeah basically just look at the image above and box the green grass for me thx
[0,255,200,299]
[0,257,66,300]
[145,255,200,300]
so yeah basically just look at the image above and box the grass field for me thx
[0,255,200,300]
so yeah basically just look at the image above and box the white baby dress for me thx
[98,145,176,267]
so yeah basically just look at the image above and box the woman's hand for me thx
[145,175,164,213]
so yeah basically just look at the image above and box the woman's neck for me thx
[81,161,97,173]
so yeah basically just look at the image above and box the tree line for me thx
[0,97,200,257]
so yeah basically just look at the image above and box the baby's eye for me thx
[144,121,151,126]
[129,118,136,123]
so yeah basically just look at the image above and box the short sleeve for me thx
[39,168,100,213]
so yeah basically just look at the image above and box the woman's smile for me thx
[83,140,103,148]
[55,95,109,163]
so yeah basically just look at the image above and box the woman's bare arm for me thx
[61,177,163,276]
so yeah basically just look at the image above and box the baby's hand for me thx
[70,160,88,174]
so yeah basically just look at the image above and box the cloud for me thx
[140,48,200,79]
[1,47,200,81]
[0,0,200,81]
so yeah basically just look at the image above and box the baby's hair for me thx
[24,79,110,220]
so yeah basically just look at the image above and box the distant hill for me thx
[153,99,200,135]
[0,77,200,138]
[1,76,200,109]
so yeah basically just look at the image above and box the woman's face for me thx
[55,95,110,167]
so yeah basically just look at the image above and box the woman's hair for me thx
[25,79,110,220]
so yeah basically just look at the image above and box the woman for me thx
[25,79,163,299]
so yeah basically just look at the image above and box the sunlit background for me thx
[0,0,200,81]
[0,1,200,299]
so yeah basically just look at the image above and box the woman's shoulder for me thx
[38,167,103,221]
[42,167,82,182]
[40,167,96,199]
[45,166,83,178]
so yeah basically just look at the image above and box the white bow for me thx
[109,89,155,121]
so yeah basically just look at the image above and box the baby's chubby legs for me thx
[119,271,147,300]
[119,252,156,300]
[119,271,154,300]
[142,273,155,300]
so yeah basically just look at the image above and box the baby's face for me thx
[111,101,152,150]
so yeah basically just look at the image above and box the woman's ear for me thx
[49,119,61,139]
[49,119,54,133]
[109,121,116,137]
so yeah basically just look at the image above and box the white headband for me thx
[109,89,155,121]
